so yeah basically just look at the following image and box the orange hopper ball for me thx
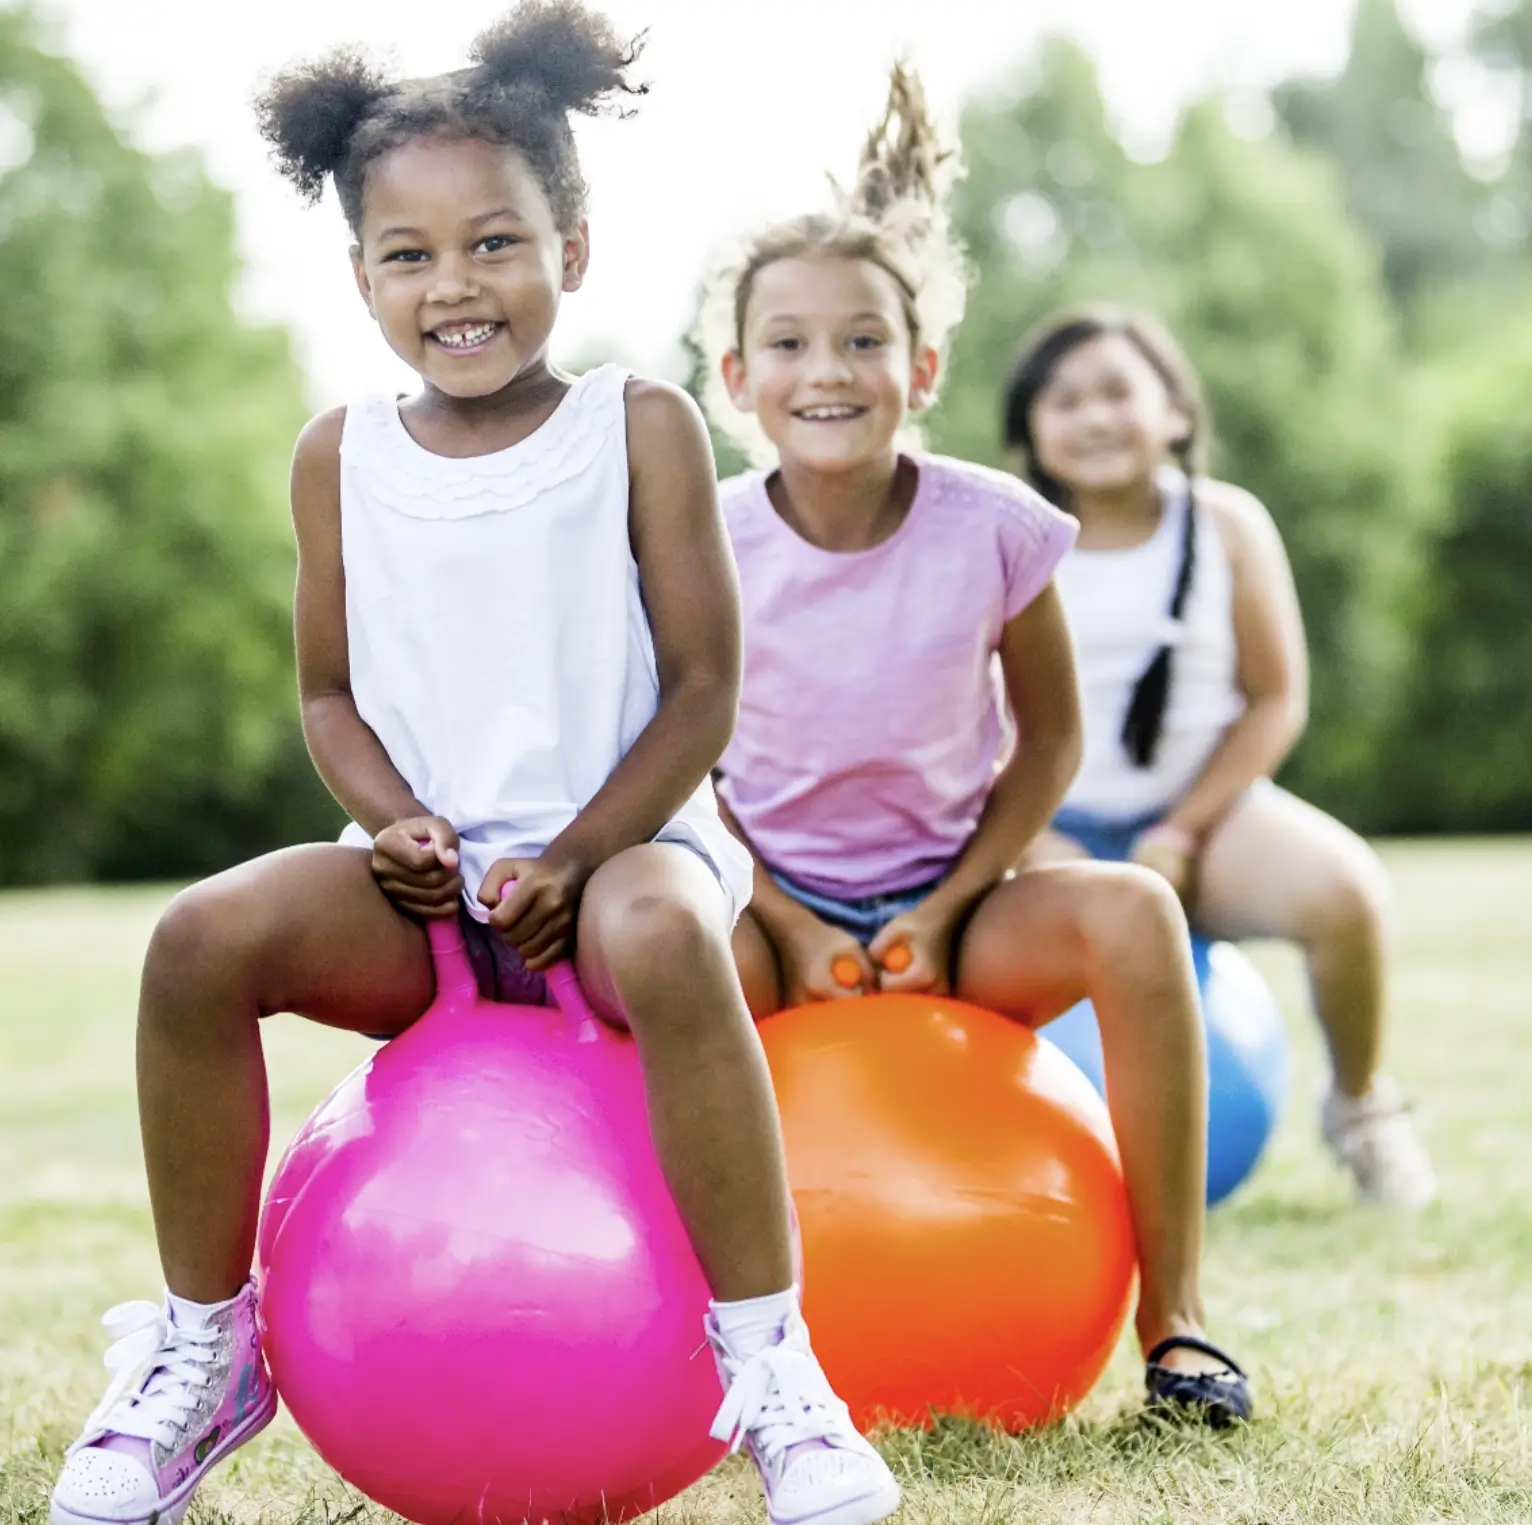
[760,994,1136,1430]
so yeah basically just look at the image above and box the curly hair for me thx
[254,0,646,234]
[695,61,970,464]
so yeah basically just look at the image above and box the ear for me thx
[350,244,377,321]
[561,219,591,293]
[720,349,755,414]
[907,344,941,414]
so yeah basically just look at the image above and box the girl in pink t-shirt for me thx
[699,62,1251,1427]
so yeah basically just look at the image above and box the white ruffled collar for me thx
[341,363,628,521]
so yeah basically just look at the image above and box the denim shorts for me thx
[1049,806,1165,864]
[770,870,943,946]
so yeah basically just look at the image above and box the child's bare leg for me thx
[732,908,785,1021]
[138,844,434,1301]
[1193,784,1387,1098]
[575,846,794,1300]
[957,861,1218,1371]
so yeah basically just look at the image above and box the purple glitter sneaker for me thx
[50,1279,275,1525]
[707,1306,901,1525]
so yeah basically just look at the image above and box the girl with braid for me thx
[701,64,1253,1428]
[1006,309,1436,1209]
[49,8,901,1525]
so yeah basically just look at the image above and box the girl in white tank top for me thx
[1003,307,1436,1211]
[46,16,902,1525]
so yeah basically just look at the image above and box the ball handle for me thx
[420,879,600,1034]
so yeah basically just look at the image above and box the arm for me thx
[869,582,1084,991]
[919,581,1084,920]
[486,379,744,958]
[1156,484,1308,843]
[292,409,460,910]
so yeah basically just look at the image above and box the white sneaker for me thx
[50,1280,275,1525]
[708,1307,901,1525]
[1321,1076,1438,1209]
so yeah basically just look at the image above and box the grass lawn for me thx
[3,839,1530,1524]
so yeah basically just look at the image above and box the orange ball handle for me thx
[881,943,912,974]
[831,956,863,990]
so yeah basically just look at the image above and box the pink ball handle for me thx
[413,851,597,1023]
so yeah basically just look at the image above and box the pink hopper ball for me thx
[256,916,725,1525]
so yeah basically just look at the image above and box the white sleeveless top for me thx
[334,364,752,922]
[1056,471,1244,818]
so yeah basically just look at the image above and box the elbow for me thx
[679,669,740,763]
[1278,691,1308,750]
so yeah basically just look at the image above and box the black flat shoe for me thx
[1144,1335,1253,1428]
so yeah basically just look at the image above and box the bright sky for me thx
[45,0,1480,406]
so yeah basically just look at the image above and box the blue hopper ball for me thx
[1040,936,1288,1205]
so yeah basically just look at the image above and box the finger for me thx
[479,861,523,914]
[400,898,463,921]
[522,932,572,973]
[493,882,553,943]
[866,920,906,966]
[386,889,462,920]
[376,870,459,907]
[380,863,460,894]
[517,915,571,967]
[424,817,460,870]
[878,953,939,994]
[829,946,877,994]
[377,834,435,873]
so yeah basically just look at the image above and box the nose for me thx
[427,252,480,305]
[1076,395,1121,433]
[804,337,854,387]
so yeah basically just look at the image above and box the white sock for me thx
[166,1288,239,1330]
[711,1286,800,1359]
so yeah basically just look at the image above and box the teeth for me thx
[434,323,498,349]
[799,406,860,420]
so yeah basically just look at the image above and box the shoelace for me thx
[71,1302,222,1455]
[709,1343,850,1464]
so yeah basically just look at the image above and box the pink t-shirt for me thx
[718,453,1078,896]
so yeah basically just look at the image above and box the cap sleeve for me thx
[999,483,1079,621]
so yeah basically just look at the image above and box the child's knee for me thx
[1076,864,1189,967]
[142,878,265,1011]
[598,890,721,997]
[1300,847,1390,952]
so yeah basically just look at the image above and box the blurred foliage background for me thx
[3,0,1532,885]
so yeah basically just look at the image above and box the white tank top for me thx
[1056,472,1244,818]
[334,364,752,921]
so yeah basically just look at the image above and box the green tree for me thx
[931,42,1425,825]
[1273,0,1492,311]
[1378,303,1532,831]
[0,9,338,885]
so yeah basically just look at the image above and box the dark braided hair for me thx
[254,0,647,235]
[1002,307,1207,769]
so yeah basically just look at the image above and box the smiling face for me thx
[722,254,938,476]
[1026,331,1192,499]
[350,134,588,398]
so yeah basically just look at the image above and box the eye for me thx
[381,248,428,265]
[477,234,520,254]
[848,333,885,351]
[769,336,804,352]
